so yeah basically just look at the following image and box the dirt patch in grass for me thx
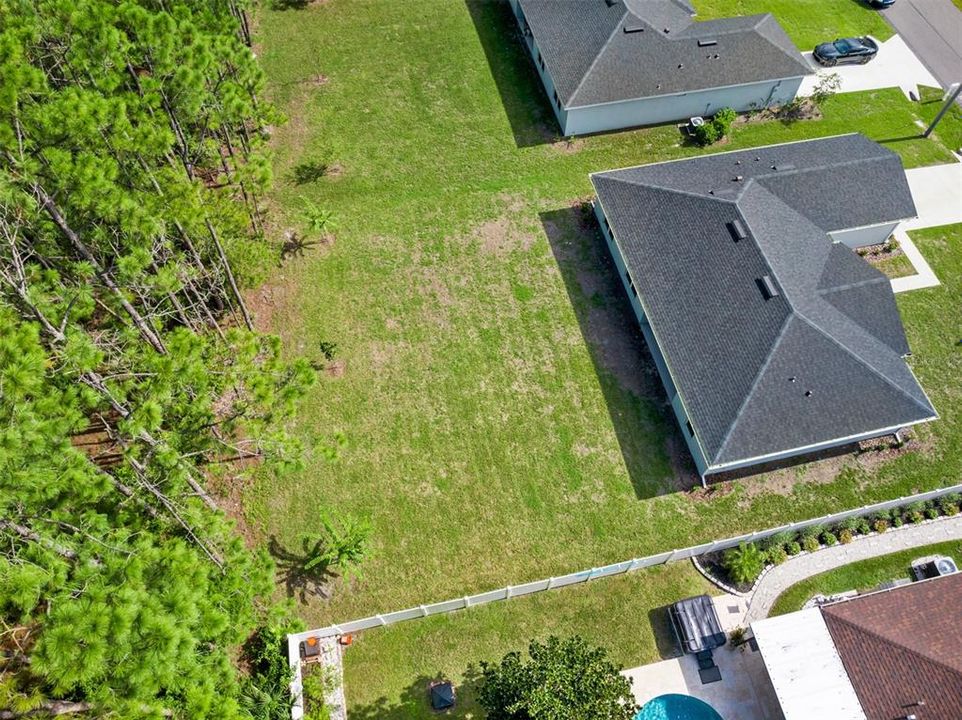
[472,216,537,256]
[325,359,346,378]
[550,137,585,155]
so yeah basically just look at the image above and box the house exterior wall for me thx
[829,221,900,249]
[564,78,804,135]
[509,0,568,133]
[593,200,709,475]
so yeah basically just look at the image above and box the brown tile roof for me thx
[821,573,962,720]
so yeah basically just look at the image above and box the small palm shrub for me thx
[838,529,854,544]
[822,532,838,547]
[873,518,890,533]
[786,541,802,556]
[802,536,820,553]
[908,510,925,524]
[722,543,767,584]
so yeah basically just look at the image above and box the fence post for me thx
[505,585,512,599]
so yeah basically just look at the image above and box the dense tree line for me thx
[0,1,314,716]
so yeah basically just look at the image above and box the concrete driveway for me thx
[882,0,962,91]
[798,34,938,99]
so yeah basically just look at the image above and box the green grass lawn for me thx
[341,562,716,719]
[770,539,962,616]
[250,0,962,708]
[694,0,893,49]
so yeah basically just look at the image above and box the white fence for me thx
[288,482,962,718]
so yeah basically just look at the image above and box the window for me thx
[686,420,695,437]
[552,89,560,108]
[625,269,637,297]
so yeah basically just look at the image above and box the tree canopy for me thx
[0,1,314,716]
[477,636,638,720]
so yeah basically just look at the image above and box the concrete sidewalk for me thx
[889,161,962,292]
[744,514,962,624]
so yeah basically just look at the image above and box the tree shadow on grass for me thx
[463,0,558,148]
[349,666,483,720]
[539,204,702,499]
[268,534,337,603]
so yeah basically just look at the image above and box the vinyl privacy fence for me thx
[287,482,962,718]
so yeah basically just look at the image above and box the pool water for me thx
[635,693,724,720]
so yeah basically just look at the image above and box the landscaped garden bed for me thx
[859,238,917,279]
[699,493,962,591]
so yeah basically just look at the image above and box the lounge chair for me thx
[699,665,722,684]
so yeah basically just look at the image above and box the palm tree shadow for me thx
[268,534,336,603]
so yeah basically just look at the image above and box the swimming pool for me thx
[635,693,724,720]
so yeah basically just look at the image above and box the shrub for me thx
[692,120,721,146]
[939,497,960,516]
[799,525,825,541]
[908,510,925,524]
[802,536,820,553]
[836,517,858,533]
[926,507,940,520]
[904,500,925,515]
[873,518,889,533]
[838,529,854,544]
[821,532,838,546]
[762,531,793,552]
[892,515,904,528]
[713,107,737,135]
[786,541,801,556]
[854,518,871,535]
[767,546,788,566]
[722,543,767,584]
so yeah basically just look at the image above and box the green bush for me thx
[836,517,858,532]
[854,518,871,535]
[802,536,820,553]
[692,107,737,146]
[799,525,825,541]
[692,120,720,146]
[786,541,802,556]
[822,532,838,547]
[762,531,793,552]
[939,497,960,516]
[905,500,925,515]
[873,518,890,533]
[722,543,767,584]
[838,529,854,544]
[767,546,788,566]
[908,510,925,524]
[926,507,941,520]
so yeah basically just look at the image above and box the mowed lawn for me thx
[249,0,962,688]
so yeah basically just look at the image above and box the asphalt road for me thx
[882,0,962,91]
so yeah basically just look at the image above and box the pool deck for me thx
[622,597,784,720]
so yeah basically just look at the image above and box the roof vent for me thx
[758,275,779,299]
[775,163,796,171]
[733,175,744,182]
[624,22,645,33]
[727,219,748,242]
[804,390,813,398]
[698,39,717,47]
[664,28,671,33]
[605,0,621,7]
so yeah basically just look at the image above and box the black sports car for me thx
[813,36,879,66]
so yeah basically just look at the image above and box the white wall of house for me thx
[829,221,901,249]
[564,78,804,135]
[593,201,709,475]
[509,0,568,133]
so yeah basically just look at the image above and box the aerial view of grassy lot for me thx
[248,0,962,712]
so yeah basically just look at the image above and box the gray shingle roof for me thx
[517,0,813,107]
[591,135,934,470]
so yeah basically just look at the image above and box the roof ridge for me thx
[568,6,630,106]
[793,309,935,416]
[755,152,898,186]
[712,314,794,462]
[824,611,962,678]
[816,275,889,295]
[750,13,814,72]
[597,173,740,204]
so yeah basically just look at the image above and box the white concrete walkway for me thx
[891,161,962,292]
[744,514,962,624]
[798,35,939,99]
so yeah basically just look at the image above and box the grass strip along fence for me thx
[287,482,962,718]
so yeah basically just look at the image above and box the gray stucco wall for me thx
[829,221,900,249]
[593,200,709,475]
[564,78,804,136]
